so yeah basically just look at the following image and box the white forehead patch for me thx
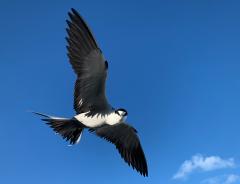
[118,110,125,116]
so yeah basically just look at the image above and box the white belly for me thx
[74,112,122,128]
[74,112,105,127]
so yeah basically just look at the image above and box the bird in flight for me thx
[34,8,148,176]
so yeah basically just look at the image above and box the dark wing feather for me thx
[66,8,111,115]
[90,123,148,176]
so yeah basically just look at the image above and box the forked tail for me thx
[32,112,84,145]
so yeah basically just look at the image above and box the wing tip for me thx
[68,8,82,22]
[135,162,148,177]
[71,8,78,15]
[135,164,148,177]
[67,8,99,49]
[68,8,77,16]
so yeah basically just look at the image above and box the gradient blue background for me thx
[1,1,240,183]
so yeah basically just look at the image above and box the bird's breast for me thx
[105,113,122,125]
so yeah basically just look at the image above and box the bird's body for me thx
[33,8,148,176]
[74,110,125,127]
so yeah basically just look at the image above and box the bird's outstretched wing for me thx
[66,8,111,115]
[89,123,148,176]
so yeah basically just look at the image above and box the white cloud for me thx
[224,174,240,184]
[173,154,235,179]
[202,176,219,184]
[202,174,240,184]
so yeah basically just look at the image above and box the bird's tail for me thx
[32,112,84,145]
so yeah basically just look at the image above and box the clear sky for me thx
[1,1,240,184]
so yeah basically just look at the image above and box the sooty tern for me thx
[34,8,148,176]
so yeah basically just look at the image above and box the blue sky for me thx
[1,0,240,184]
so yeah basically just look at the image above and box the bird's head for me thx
[115,108,128,120]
